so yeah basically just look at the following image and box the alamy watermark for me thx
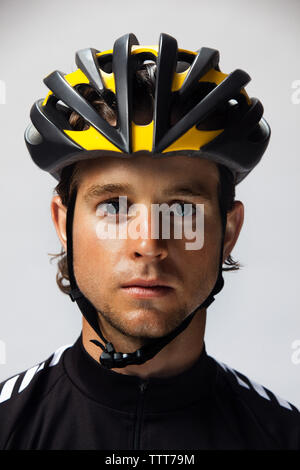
[291,80,300,104]
[0,340,6,365]
[95,197,205,250]
[0,80,6,104]
[291,339,300,365]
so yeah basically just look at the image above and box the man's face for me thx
[71,154,223,342]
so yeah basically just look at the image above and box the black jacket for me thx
[0,334,299,450]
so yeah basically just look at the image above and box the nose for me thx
[128,202,168,261]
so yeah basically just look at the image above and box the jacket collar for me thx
[63,334,217,413]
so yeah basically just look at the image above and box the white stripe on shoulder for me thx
[18,364,40,393]
[214,357,295,412]
[248,377,293,410]
[273,393,293,411]
[36,362,45,373]
[0,375,19,404]
[247,378,270,400]
[0,343,72,405]
[49,344,72,367]
[214,359,250,389]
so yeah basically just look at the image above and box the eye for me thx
[96,198,128,217]
[95,198,197,219]
[172,201,196,217]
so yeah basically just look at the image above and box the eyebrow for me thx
[163,184,212,199]
[83,182,212,203]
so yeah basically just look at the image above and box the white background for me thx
[0,0,299,408]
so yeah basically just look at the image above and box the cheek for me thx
[178,211,221,280]
[182,204,221,254]
[72,212,124,282]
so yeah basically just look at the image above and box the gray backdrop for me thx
[0,0,299,408]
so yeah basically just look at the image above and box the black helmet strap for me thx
[66,187,226,369]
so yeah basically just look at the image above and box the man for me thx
[0,32,299,450]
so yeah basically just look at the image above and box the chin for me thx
[120,307,183,338]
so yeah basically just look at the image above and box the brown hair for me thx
[49,63,242,295]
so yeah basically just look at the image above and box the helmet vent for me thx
[143,59,156,66]
[170,81,216,127]
[97,54,113,74]
[56,99,71,113]
[64,84,117,130]
[176,51,194,73]
[176,61,190,73]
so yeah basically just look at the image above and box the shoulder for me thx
[0,343,72,406]
[0,343,72,449]
[211,356,300,448]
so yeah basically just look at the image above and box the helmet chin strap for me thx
[67,188,226,369]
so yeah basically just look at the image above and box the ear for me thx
[51,195,67,252]
[222,200,244,263]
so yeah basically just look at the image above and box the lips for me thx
[121,278,174,298]
[121,278,172,288]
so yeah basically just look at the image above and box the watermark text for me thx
[291,80,300,104]
[0,340,6,365]
[95,197,205,250]
[0,80,6,104]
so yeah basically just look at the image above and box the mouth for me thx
[121,285,174,298]
[121,279,174,298]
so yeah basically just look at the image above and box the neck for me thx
[82,308,206,379]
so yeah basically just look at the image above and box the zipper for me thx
[133,379,148,450]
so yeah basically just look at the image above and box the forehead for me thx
[74,153,220,191]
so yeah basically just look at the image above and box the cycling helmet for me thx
[24,32,271,369]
